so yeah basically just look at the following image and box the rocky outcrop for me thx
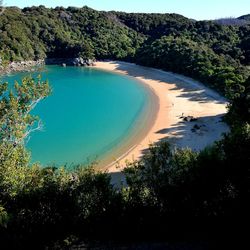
[0,57,96,75]
[0,60,45,75]
[72,58,95,67]
[45,58,96,67]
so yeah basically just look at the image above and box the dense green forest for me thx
[0,5,250,249]
[1,6,250,93]
[0,6,250,65]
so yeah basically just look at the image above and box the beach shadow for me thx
[156,113,229,150]
[89,111,229,186]
[109,61,227,105]
[108,113,229,187]
[105,61,229,184]
[109,170,127,188]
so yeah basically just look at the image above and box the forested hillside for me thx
[0,6,144,61]
[1,6,250,95]
[239,14,250,21]
[0,6,250,65]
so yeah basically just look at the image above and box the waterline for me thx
[1,65,155,168]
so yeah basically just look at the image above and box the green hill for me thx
[0,6,250,67]
[1,6,250,96]
[238,14,250,21]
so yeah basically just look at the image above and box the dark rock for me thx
[193,124,201,130]
[183,116,198,122]
[45,58,95,67]
[0,59,45,75]
[191,124,202,133]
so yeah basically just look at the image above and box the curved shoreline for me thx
[92,61,230,173]
[96,77,159,170]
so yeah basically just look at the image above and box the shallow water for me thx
[1,66,150,167]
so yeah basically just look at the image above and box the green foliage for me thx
[0,76,50,187]
[0,6,144,61]
[114,12,192,39]
[136,35,248,94]
[0,206,8,228]
[227,76,250,124]
[125,143,199,215]
[0,76,50,144]
[124,131,250,217]
[1,6,250,66]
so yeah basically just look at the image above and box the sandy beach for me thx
[92,61,230,174]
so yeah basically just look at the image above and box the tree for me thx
[0,76,51,197]
[227,76,250,124]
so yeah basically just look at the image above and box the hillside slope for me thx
[0,6,250,95]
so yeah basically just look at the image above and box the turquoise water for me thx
[1,66,149,167]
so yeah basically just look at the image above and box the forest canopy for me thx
[1,6,250,95]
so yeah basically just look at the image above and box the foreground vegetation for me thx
[0,5,250,249]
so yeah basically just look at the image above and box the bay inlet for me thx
[1,65,155,168]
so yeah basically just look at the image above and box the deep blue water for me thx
[1,66,149,167]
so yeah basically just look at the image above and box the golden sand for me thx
[92,61,229,174]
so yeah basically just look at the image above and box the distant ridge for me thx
[238,14,250,21]
[213,15,250,26]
